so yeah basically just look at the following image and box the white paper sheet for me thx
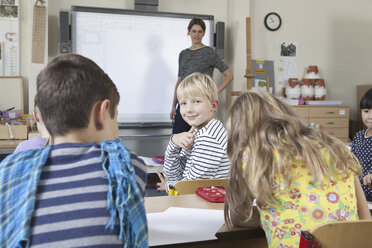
[147,207,224,246]
[278,42,298,92]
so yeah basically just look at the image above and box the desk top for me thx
[145,194,224,213]
[145,194,266,247]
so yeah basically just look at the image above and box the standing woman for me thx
[170,18,233,134]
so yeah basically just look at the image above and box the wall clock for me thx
[264,12,281,31]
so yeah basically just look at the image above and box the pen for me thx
[6,107,15,111]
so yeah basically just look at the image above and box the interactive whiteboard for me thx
[71,6,214,124]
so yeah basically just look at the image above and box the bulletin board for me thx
[0,0,19,76]
[251,59,275,93]
[0,76,23,113]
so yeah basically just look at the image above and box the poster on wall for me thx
[251,60,275,94]
[278,42,298,96]
[0,0,18,19]
[0,0,18,76]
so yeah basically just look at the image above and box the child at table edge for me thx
[351,88,372,201]
[157,72,229,192]
[0,54,148,248]
[224,90,370,248]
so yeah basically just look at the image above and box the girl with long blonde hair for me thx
[224,90,370,247]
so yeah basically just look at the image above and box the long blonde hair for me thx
[224,90,361,227]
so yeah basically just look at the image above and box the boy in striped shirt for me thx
[0,54,148,248]
[158,72,230,192]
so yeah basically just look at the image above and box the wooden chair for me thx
[300,220,372,248]
[173,178,227,195]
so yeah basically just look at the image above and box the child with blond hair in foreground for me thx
[224,90,370,248]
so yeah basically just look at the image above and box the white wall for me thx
[250,0,372,119]
[19,0,48,114]
[225,0,250,92]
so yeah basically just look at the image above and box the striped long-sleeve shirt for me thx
[164,119,230,189]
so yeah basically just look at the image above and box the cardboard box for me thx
[0,120,29,140]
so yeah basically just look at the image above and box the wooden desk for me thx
[145,194,267,248]
[145,194,223,213]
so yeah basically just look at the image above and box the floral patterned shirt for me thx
[243,144,358,248]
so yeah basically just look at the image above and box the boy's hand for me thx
[171,126,195,151]
[363,174,372,188]
[156,171,167,192]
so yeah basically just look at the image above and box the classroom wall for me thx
[20,0,250,122]
[45,0,242,123]
[249,0,372,120]
[19,0,372,121]
[19,0,49,115]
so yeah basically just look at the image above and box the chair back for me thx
[173,178,227,195]
[308,220,372,248]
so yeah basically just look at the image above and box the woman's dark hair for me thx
[360,88,372,109]
[187,18,206,32]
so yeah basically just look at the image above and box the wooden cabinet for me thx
[292,105,349,142]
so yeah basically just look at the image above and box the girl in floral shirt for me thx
[224,90,371,248]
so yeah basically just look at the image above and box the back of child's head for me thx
[360,88,372,109]
[225,89,361,214]
[35,54,120,138]
[177,72,218,104]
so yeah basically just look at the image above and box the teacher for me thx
[170,17,233,134]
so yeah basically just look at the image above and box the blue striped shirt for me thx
[0,139,148,248]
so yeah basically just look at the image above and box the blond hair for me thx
[177,72,218,103]
[224,89,361,227]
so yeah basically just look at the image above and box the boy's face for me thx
[179,94,218,130]
[361,108,372,129]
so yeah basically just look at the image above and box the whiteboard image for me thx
[72,8,214,123]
